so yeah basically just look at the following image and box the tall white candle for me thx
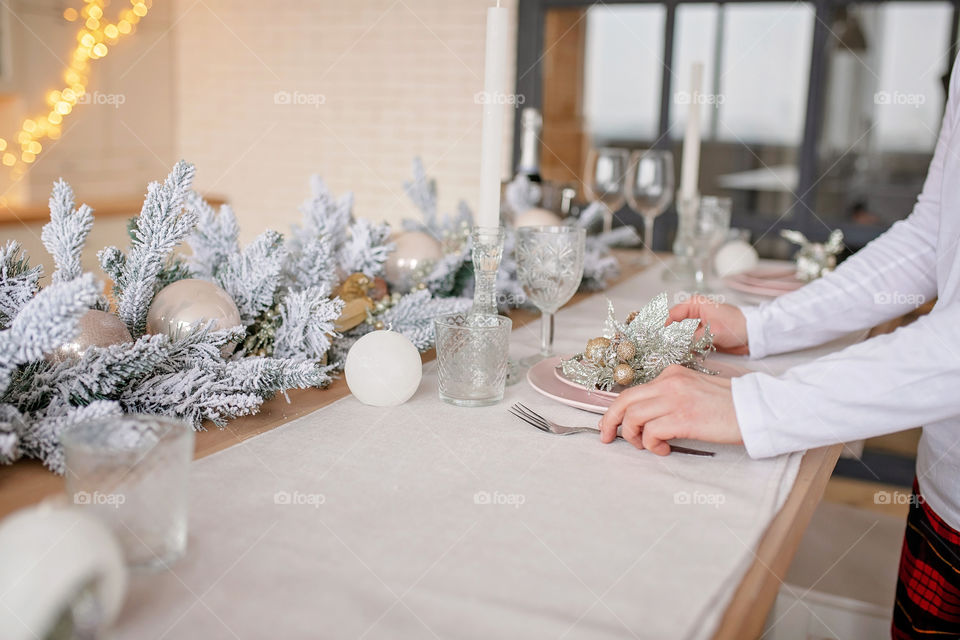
[477,2,508,229]
[679,62,704,202]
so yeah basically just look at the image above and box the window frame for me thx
[515,0,960,246]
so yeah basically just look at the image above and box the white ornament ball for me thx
[714,240,759,278]
[514,207,563,228]
[344,330,423,407]
[48,309,133,363]
[0,505,126,640]
[146,279,242,356]
[383,231,443,293]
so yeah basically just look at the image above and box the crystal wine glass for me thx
[584,147,629,234]
[689,196,732,292]
[625,149,674,267]
[515,226,586,364]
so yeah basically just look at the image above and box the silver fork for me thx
[509,402,715,457]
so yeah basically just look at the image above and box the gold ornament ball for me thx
[383,231,442,293]
[616,340,637,363]
[48,309,132,363]
[146,279,242,357]
[613,363,635,386]
[585,336,611,362]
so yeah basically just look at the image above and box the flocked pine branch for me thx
[185,192,240,278]
[283,235,337,293]
[273,286,344,360]
[403,157,438,225]
[99,160,198,337]
[0,273,100,394]
[380,288,471,351]
[20,399,123,473]
[0,241,41,329]
[41,179,94,284]
[298,175,354,240]
[213,230,286,326]
[338,219,394,277]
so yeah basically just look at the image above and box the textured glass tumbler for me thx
[62,415,194,571]
[434,313,512,407]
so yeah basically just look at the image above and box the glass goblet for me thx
[625,149,674,267]
[515,226,586,364]
[584,147,629,234]
[689,196,732,293]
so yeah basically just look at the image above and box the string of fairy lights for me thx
[2,0,150,176]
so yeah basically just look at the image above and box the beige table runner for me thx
[114,262,859,639]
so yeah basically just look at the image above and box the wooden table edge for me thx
[710,443,843,639]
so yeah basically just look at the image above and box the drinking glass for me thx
[435,313,512,407]
[515,226,586,363]
[584,147,629,233]
[690,196,732,292]
[625,149,674,266]
[62,414,194,570]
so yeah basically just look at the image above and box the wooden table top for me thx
[0,251,840,639]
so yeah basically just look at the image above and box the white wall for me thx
[174,0,518,242]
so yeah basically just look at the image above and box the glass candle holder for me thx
[434,312,512,407]
[470,226,505,316]
[61,414,194,571]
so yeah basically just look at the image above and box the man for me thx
[598,58,960,637]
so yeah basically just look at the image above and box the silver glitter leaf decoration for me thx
[561,293,715,391]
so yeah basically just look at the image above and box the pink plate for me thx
[725,266,804,297]
[527,356,749,414]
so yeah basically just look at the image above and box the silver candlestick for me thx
[662,192,699,282]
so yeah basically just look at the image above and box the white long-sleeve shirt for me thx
[732,55,960,529]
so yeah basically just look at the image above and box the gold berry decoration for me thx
[585,336,611,362]
[625,310,639,325]
[616,340,636,363]
[613,363,635,386]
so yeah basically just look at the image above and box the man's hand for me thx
[668,295,749,355]
[598,365,743,455]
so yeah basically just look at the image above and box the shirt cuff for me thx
[731,373,780,459]
[738,304,769,360]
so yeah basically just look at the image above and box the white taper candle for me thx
[679,62,704,202]
[477,2,509,228]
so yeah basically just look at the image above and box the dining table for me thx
[0,251,863,640]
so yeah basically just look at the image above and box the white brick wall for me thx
[174,0,518,242]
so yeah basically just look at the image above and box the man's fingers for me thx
[599,384,656,438]
[642,417,676,456]
[666,302,698,325]
[621,421,644,449]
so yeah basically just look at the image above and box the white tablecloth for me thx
[114,261,861,639]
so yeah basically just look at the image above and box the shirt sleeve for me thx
[733,302,960,458]
[739,57,958,359]
[732,54,960,457]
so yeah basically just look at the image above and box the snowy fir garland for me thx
[0,158,631,473]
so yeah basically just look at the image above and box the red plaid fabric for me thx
[892,479,960,638]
